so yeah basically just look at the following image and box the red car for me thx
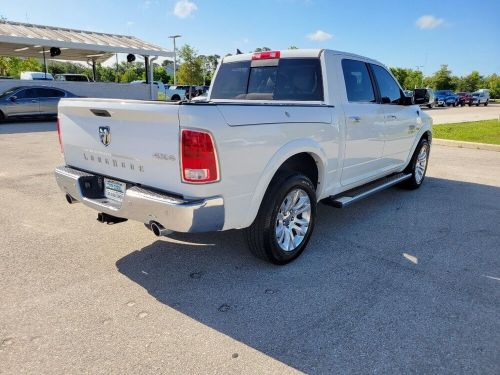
[456,92,474,106]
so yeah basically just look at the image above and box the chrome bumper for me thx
[54,166,224,233]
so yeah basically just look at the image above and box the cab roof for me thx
[222,48,383,66]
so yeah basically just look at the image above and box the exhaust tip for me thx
[150,221,172,237]
[65,194,77,204]
[151,222,161,236]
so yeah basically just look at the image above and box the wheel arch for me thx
[241,139,327,229]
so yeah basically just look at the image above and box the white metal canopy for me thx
[0,20,174,62]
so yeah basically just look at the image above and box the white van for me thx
[20,71,54,81]
[472,89,490,106]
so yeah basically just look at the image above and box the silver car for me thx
[0,86,77,120]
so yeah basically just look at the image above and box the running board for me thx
[326,173,412,208]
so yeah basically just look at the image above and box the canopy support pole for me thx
[92,59,97,82]
[144,55,150,84]
[42,47,48,79]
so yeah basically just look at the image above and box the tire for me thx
[245,172,317,264]
[401,138,430,190]
[0,111,4,121]
[171,95,180,101]
[484,101,488,106]
[427,103,432,109]
[476,102,480,106]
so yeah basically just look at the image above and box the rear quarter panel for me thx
[179,103,341,230]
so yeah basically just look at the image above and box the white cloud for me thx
[416,15,444,29]
[126,21,135,27]
[174,0,198,18]
[307,30,333,42]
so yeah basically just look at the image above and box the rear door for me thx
[339,59,386,186]
[6,88,39,117]
[370,64,419,166]
[37,88,65,115]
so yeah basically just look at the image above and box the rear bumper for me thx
[54,166,224,233]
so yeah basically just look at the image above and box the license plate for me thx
[104,178,126,202]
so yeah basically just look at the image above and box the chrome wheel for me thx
[275,188,311,252]
[415,144,429,184]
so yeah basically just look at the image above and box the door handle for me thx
[348,116,361,123]
[31,100,38,103]
[386,115,398,120]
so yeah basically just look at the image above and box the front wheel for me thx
[401,138,430,190]
[245,173,317,264]
[484,101,488,106]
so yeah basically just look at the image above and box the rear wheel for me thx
[245,172,317,264]
[401,138,430,190]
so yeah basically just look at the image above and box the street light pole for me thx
[168,35,181,85]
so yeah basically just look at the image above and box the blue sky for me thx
[2,0,499,76]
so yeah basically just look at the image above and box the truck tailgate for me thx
[59,98,181,193]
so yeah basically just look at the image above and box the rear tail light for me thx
[56,117,63,153]
[181,129,219,183]
[252,51,281,60]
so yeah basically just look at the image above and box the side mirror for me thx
[402,95,414,106]
[10,96,17,102]
[381,96,391,104]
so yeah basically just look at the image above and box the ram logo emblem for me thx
[99,126,111,147]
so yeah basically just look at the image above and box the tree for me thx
[120,69,139,83]
[176,44,204,85]
[152,64,171,84]
[254,47,271,52]
[425,65,455,90]
[390,67,424,89]
[485,74,500,99]
[460,71,484,92]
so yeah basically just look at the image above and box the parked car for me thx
[20,71,54,81]
[434,90,458,107]
[413,88,435,108]
[190,91,208,102]
[0,86,77,120]
[55,74,92,82]
[471,89,490,106]
[165,85,187,101]
[54,49,432,264]
[456,92,474,106]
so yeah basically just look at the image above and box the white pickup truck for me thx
[55,49,432,264]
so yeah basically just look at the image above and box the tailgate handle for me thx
[90,109,111,117]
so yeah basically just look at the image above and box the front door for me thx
[5,88,39,117]
[370,64,419,167]
[37,88,65,115]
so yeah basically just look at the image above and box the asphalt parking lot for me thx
[1,121,499,374]
[423,102,500,124]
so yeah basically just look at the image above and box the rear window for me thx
[211,58,324,101]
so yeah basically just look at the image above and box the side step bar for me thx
[325,173,412,208]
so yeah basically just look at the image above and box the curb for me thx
[433,138,500,152]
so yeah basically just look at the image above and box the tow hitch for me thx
[97,212,128,225]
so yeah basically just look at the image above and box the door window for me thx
[15,89,37,99]
[371,64,403,104]
[341,59,376,103]
[35,88,65,98]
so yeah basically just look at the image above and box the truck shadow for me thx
[116,177,500,373]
